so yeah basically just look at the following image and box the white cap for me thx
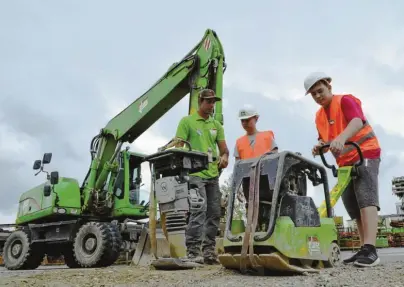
[304,72,332,95]
[238,108,259,120]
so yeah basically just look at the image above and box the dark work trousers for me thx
[185,175,221,257]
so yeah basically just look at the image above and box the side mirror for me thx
[43,185,51,197]
[50,171,59,185]
[33,160,42,170]
[43,153,52,164]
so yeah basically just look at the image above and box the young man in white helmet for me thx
[234,108,278,161]
[304,72,382,267]
[233,108,278,227]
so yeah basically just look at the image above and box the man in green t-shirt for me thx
[174,88,229,264]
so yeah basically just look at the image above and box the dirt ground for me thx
[0,261,403,287]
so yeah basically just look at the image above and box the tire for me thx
[96,223,122,267]
[323,242,341,268]
[3,230,44,270]
[73,222,121,268]
[62,243,81,268]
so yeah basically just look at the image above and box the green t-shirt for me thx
[175,113,225,179]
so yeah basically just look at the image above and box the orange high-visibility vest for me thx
[315,94,380,167]
[236,131,276,160]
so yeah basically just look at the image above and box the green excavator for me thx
[2,28,226,270]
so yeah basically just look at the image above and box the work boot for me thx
[354,244,380,267]
[342,246,364,264]
[186,250,204,264]
[203,249,219,265]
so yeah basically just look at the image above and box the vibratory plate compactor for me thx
[218,150,342,275]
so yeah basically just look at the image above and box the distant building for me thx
[396,202,404,215]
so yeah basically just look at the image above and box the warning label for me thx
[307,236,321,255]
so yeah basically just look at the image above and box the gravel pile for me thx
[1,262,403,287]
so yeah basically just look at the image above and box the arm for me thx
[233,144,241,161]
[313,130,327,156]
[337,118,363,142]
[337,96,365,142]
[217,123,229,168]
[330,96,365,154]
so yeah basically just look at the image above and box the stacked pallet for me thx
[390,219,404,228]
[389,220,404,247]
[389,233,404,247]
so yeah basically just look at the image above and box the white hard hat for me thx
[238,108,258,120]
[304,72,332,95]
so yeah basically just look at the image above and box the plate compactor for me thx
[218,147,348,275]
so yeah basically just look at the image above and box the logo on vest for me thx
[329,119,335,125]
[210,128,217,137]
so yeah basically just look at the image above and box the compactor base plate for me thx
[218,252,321,275]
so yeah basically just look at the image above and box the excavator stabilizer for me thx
[219,151,341,275]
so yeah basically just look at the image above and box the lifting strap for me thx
[240,152,269,272]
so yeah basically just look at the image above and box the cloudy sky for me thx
[1,1,403,225]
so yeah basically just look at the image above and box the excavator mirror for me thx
[42,153,52,164]
[50,171,59,185]
[33,160,42,170]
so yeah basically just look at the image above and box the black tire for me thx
[96,223,122,267]
[62,243,81,268]
[3,230,44,270]
[73,222,121,268]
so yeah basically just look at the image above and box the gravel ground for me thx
[0,261,403,287]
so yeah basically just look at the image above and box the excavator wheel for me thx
[73,221,120,268]
[62,243,81,268]
[3,229,45,270]
[96,223,123,267]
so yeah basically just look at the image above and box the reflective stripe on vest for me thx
[236,131,276,160]
[315,94,380,166]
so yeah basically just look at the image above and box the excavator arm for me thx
[80,29,226,214]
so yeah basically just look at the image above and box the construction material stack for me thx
[392,176,404,212]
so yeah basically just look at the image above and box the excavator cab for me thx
[111,149,149,219]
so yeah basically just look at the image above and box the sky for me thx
[0,0,403,226]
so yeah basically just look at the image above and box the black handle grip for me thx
[177,139,192,151]
[319,141,364,176]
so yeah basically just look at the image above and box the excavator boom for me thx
[81,29,226,214]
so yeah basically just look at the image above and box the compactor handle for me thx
[179,139,192,151]
[319,141,364,177]
[158,138,192,152]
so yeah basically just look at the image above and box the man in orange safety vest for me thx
[233,108,278,227]
[234,108,278,161]
[304,72,381,268]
